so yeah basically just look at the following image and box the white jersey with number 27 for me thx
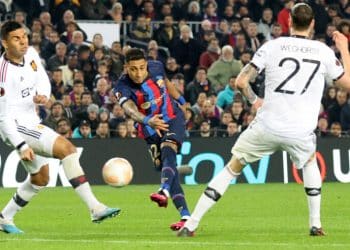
[251,36,344,138]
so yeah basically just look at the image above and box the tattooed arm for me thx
[122,99,168,136]
[236,63,259,104]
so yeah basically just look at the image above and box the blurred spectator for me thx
[69,79,85,108]
[315,114,329,137]
[109,103,126,135]
[199,37,221,70]
[90,33,110,54]
[153,15,179,52]
[115,122,128,138]
[56,117,72,138]
[222,5,236,22]
[327,89,348,126]
[39,11,52,26]
[185,67,214,105]
[277,0,295,36]
[56,9,77,35]
[75,91,93,122]
[50,68,65,100]
[171,73,186,95]
[67,30,86,54]
[59,51,79,87]
[338,20,350,42]
[271,23,283,40]
[47,42,67,71]
[42,102,66,129]
[330,122,343,138]
[110,2,123,23]
[86,104,99,133]
[239,50,253,65]
[221,19,242,47]
[72,120,93,139]
[147,40,167,64]
[215,20,230,43]
[80,0,109,20]
[184,107,195,137]
[233,32,249,59]
[208,45,242,92]
[165,57,181,80]
[172,25,201,82]
[258,7,274,41]
[223,120,239,137]
[216,75,237,110]
[187,1,202,21]
[143,0,156,21]
[60,21,79,44]
[230,98,246,126]
[124,0,144,21]
[203,2,219,26]
[340,98,350,132]
[41,30,60,61]
[92,77,110,107]
[195,98,221,128]
[191,92,208,115]
[325,23,336,47]
[194,120,212,137]
[125,118,137,138]
[321,86,337,111]
[14,11,31,35]
[62,92,75,122]
[246,22,265,52]
[217,110,234,136]
[95,121,110,139]
[31,19,43,35]
[130,14,152,42]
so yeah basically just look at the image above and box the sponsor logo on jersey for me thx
[36,124,45,130]
[156,76,164,87]
[0,87,4,97]
[30,60,37,71]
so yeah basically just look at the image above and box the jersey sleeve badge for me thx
[30,60,38,71]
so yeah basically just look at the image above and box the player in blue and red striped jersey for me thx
[114,48,190,230]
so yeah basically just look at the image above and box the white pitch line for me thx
[1,238,350,248]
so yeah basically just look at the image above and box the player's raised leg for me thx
[303,157,325,236]
[0,164,49,234]
[178,156,241,236]
[52,136,120,223]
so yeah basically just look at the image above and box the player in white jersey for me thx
[178,3,350,237]
[0,21,120,234]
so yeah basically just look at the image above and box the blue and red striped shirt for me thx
[114,60,179,138]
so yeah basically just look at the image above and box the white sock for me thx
[74,182,101,211]
[185,166,239,231]
[303,159,322,228]
[61,153,101,211]
[1,178,43,220]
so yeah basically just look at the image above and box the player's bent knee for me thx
[53,136,77,159]
[160,141,177,152]
[204,186,222,202]
[31,165,50,186]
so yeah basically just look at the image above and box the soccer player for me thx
[178,3,350,237]
[0,21,120,234]
[114,48,190,230]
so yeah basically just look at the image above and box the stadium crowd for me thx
[3,0,350,138]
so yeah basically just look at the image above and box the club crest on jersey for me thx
[30,60,37,71]
[141,101,151,110]
[0,87,5,97]
[115,91,122,101]
[156,76,164,87]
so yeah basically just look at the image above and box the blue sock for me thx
[160,146,177,192]
[171,175,191,218]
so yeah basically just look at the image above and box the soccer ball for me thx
[102,157,133,187]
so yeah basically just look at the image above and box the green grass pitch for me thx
[0,183,349,250]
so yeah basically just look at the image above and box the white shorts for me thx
[16,123,59,174]
[231,121,316,169]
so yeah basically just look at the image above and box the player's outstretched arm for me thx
[235,63,263,110]
[333,31,350,90]
[122,99,169,136]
